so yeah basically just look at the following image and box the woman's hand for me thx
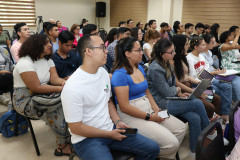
[200,93,208,99]
[150,112,165,123]
[0,70,11,74]
[216,69,226,74]
[177,92,190,97]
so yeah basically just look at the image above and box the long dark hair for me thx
[104,28,118,44]
[150,38,174,79]
[210,23,220,43]
[112,37,138,74]
[171,35,189,80]
[19,34,52,61]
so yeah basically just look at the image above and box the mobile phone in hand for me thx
[119,128,138,135]
[158,110,170,119]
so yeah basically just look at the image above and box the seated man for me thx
[52,30,82,79]
[61,34,160,160]
[82,24,99,36]
[10,23,30,63]
[46,23,59,53]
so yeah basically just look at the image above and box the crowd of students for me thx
[0,18,240,160]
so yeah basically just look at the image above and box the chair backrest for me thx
[196,120,225,160]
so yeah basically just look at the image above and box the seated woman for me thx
[13,34,70,156]
[0,47,13,105]
[56,20,68,33]
[130,27,143,47]
[220,30,240,71]
[146,38,209,157]
[170,35,221,120]
[143,29,160,63]
[0,25,11,49]
[186,36,235,122]
[70,24,83,48]
[111,37,187,159]
[104,28,118,47]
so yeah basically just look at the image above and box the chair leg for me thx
[26,118,40,156]
[176,151,180,160]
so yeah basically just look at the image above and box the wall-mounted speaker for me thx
[96,2,106,17]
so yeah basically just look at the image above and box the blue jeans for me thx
[212,79,232,115]
[167,99,209,152]
[73,131,159,160]
[231,76,240,101]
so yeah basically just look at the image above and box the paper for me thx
[218,70,240,76]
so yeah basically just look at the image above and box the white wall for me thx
[147,0,183,30]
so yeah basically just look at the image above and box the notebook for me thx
[166,79,211,100]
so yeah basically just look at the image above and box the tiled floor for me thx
[0,92,195,160]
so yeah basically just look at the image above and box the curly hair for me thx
[170,35,189,80]
[19,34,52,62]
[112,37,138,74]
[189,36,204,51]
[150,38,174,79]
[104,28,118,44]
[70,23,80,34]
[220,31,231,44]
[144,29,160,42]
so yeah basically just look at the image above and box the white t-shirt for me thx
[13,56,55,87]
[143,43,152,61]
[187,53,210,81]
[61,67,113,144]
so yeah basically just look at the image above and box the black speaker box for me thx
[96,2,106,17]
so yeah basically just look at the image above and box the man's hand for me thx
[116,121,130,129]
[109,129,127,141]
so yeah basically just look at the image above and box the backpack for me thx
[0,110,28,138]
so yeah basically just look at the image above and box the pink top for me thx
[58,26,68,33]
[10,41,22,63]
[72,33,83,48]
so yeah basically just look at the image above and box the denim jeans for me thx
[73,130,159,160]
[231,76,240,101]
[167,99,209,152]
[212,79,232,115]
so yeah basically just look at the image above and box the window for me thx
[0,0,36,28]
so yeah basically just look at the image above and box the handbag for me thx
[0,110,28,138]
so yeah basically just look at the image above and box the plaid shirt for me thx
[107,39,118,61]
[159,30,170,40]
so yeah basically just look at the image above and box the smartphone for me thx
[158,110,170,119]
[198,70,214,81]
[119,128,138,135]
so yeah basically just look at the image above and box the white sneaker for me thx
[0,95,10,105]
[189,151,196,159]
[207,132,229,146]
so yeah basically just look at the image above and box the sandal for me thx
[54,144,71,156]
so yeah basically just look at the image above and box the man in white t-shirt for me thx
[61,34,159,160]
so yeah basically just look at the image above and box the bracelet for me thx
[114,119,122,126]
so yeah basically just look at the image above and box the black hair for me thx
[220,31,231,44]
[14,23,27,40]
[202,34,214,44]
[148,20,156,27]
[204,24,210,30]
[127,19,133,24]
[136,21,142,28]
[173,21,180,33]
[77,34,94,59]
[130,27,140,39]
[46,24,58,35]
[195,23,204,30]
[170,35,189,80]
[210,23,220,43]
[118,21,126,27]
[104,28,118,44]
[0,24,2,28]
[144,23,149,31]
[229,26,239,33]
[112,37,138,74]
[150,38,174,79]
[185,23,194,29]
[80,19,88,29]
[19,34,51,61]
[58,30,75,44]
[160,22,168,28]
[189,36,204,51]
[117,27,130,37]
[82,24,97,35]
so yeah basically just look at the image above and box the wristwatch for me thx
[145,113,151,120]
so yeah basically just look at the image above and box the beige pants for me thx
[117,96,187,159]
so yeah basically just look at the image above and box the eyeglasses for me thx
[82,44,106,53]
[165,49,175,55]
[92,31,100,36]
[132,48,143,53]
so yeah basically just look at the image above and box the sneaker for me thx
[0,95,10,105]
[207,131,229,146]
[189,151,196,159]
